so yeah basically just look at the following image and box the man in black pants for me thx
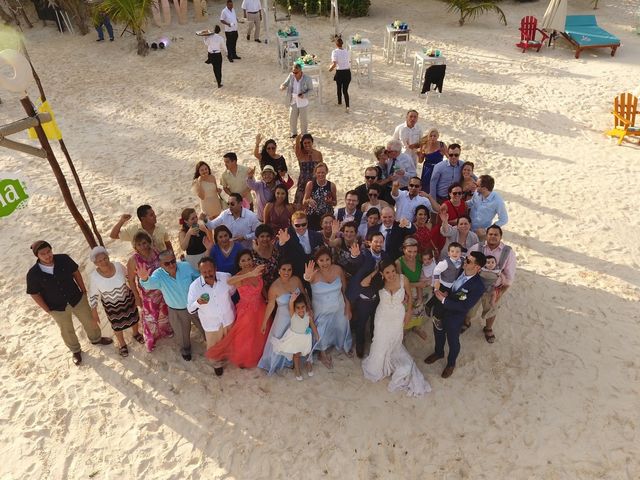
[346,232,388,358]
[220,0,241,62]
[204,26,227,88]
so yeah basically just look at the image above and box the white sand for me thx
[1,0,640,478]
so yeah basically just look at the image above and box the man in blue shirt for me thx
[138,250,204,361]
[429,143,464,203]
[466,174,508,240]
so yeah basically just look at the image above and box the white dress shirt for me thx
[331,48,351,70]
[297,231,311,254]
[204,33,227,54]
[187,273,236,332]
[220,7,238,32]
[392,123,423,162]
[206,208,260,248]
[241,0,262,12]
[391,190,433,221]
[291,76,309,108]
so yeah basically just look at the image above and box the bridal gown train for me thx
[362,282,431,397]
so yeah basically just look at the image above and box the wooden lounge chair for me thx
[562,15,620,59]
[516,16,548,53]
[605,93,640,145]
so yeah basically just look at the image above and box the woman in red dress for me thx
[206,249,268,368]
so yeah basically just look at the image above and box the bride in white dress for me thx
[362,259,431,397]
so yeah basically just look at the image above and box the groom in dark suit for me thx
[425,251,487,378]
[366,206,415,260]
[346,232,388,358]
[276,211,324,281]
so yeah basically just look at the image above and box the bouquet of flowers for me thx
[392,20,408,30]
[352,33,362,44]
[424,48,441,57]
[296,53,317,66]
[278,25,298,37]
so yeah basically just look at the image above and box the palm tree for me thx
[99,0,154,55]
[445,0,507,27]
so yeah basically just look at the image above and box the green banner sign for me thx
[0,175,29,218]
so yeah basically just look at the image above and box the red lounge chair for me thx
[516,16,549,53]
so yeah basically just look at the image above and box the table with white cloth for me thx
[383,25,411,64]
[277,33,303,70]
[411,51,446,91]
[347,37,372,53]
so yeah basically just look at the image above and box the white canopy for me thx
[541,0,568,33]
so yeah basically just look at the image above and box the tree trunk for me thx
[57,0,90,35]
[136,31,149,56]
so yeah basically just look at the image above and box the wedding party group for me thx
[25,108,515,397]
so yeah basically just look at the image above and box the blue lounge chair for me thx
[562,15,620,59]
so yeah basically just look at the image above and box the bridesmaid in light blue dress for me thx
[304,248,353,369]
[259,260,308,375]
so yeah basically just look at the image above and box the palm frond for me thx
[462,3,507,26]
[100,0,154,33]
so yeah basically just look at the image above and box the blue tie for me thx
[451,274,467,293]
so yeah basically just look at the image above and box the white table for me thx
[347,38,371,52]
[277,34,302,70]
[412,51,446,92]
[383,25,411,64]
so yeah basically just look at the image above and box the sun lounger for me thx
[561,15,620,59]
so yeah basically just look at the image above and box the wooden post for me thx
[19,97,98,249]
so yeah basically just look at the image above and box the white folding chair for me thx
[391,32,409,64]
[355,51,373,86]
[283,41,301,70]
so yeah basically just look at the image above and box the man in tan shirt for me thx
[109,204,172,252]
[220,152,251,206]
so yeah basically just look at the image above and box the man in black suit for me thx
[366,206,416,260]
[275,211,324,281]
[336,190,363,226]
[346,232,388,358]
[425,251,487,378]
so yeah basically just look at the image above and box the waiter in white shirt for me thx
[220,0,241,62]
[241,0,262,43]
[392,109,423,165]
[204,25,227,88]
[328,37,351,112]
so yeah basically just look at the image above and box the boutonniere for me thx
[454,290,467,301]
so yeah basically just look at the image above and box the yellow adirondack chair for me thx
[605,93,640,145]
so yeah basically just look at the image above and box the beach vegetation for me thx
[99,0,154,55]
[276,0,370,17]
[444,0,507,27]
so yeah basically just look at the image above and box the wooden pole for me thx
[0,137,47,157]
[0,113,51,136]
[20,42,104,246]
[19,96,98,249]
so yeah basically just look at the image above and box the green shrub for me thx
[275,0,370,18]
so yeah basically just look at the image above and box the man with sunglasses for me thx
[206,193,260,248]
[391,177,438,223]
[275,211,324,281]
[354,167,381,209]
[137,250,204,361]
[429,143,464,204]
[425,251,486,378]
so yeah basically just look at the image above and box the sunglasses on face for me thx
[449,153,460,157]
[294,222,307,228]
[409,184,421,188]
[451,191,463,196]
[163,259,177,266]
[365,175,377,180]
[368,193,378,197]
[464,258,474,265]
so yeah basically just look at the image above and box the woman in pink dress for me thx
[206,249,269,368]
[127,231,172,351]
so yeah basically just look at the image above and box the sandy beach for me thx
[1,0,640,478]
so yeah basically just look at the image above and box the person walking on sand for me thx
[241,0,262,43]
[328,37,351,112]
[220,0,241,62]
[26,241,113,366]
[280,64,313,138]
[204,25,227,88]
